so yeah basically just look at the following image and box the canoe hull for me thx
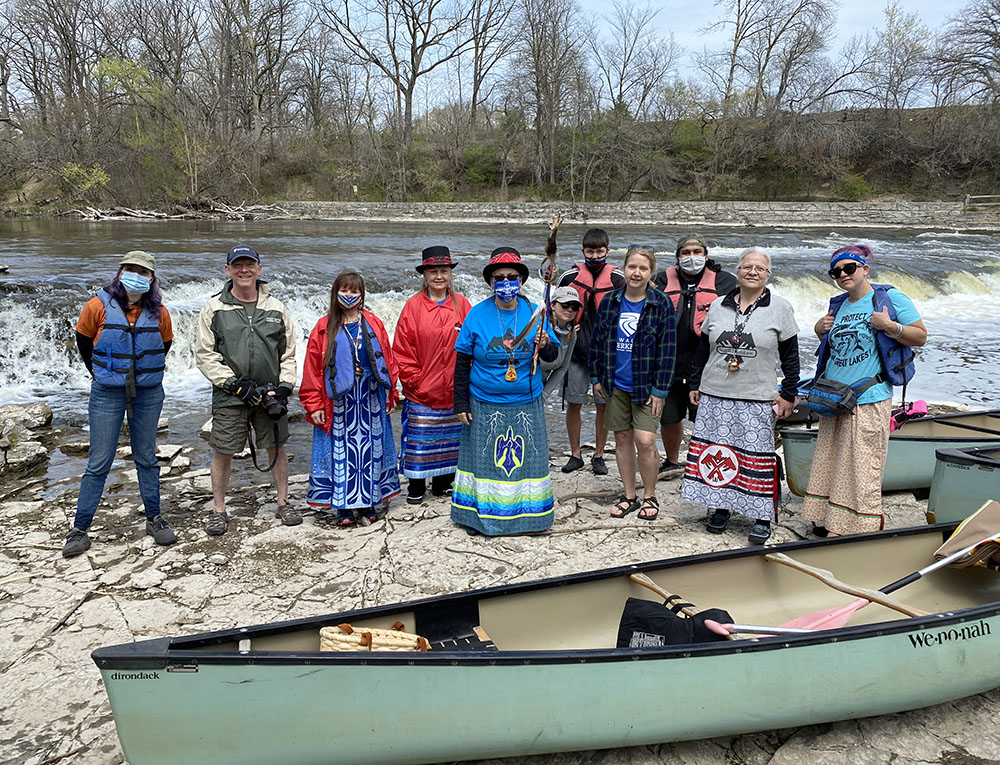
[927,447,1000,524]
[98,617,1000,765]
[93,526,1000,765]
[781,410,1000,496]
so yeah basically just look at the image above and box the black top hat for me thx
[416,246,457,273]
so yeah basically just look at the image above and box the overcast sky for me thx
[579,0,970,65]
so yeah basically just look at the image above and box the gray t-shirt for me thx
[698,291,798,402]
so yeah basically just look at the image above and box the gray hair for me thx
[737,247,771,269]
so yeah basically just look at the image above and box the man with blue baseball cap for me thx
[195,244,299,536]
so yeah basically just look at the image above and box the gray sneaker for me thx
[145,514,177,546]
[61,528,91,558]
[276,505,302,526]
[206,511,230,536]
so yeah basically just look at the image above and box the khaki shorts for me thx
[604,387,660,434]
[209,404,289,455]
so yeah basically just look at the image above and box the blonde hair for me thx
[624,245,656,272]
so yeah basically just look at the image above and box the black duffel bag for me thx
[616,597,733,648]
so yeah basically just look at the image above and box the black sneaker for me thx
[406,492,426,505]
[659,458,684,474]
[145,515,177,546]
[61,528,91,558]
[561,455,585,473]
[591,456,609,475]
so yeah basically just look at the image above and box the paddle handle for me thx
[628,573,736,641]
[883,533,1000,595]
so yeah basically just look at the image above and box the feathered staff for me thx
[531,213,563,373]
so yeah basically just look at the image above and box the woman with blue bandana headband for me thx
[801,244,927,538]
[300,269,401,527]
[63,251,177,558]
[449,247,561,536]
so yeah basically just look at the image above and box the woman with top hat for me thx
[62,251,177,558]
[681,247,800,546]
[451,247,561,536]
[802,244,926,537]
[300,269,401,526]
[393,246,472,504]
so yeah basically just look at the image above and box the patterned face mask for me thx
[337,292,362,309]
[678,255,706,275]
[493,278,521,303]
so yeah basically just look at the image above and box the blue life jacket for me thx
[324,315,392,399]
[91,290,166,388]
[813,283,915,387]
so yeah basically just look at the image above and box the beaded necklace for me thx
[495,300,519,382]
[727,289,767,373]
[344,318,363,377]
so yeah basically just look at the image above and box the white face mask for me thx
[678,255,706,275]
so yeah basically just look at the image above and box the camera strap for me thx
[245,410,280,473]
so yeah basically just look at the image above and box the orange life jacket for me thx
[568,262,617,323]
[662,266,718,336]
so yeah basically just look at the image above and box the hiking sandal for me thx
[610,495,640,518]
[638,496,659,521]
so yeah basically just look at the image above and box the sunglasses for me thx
[828,262,861,279]
[491,273,520,282]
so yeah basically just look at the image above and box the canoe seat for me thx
[430,626,498,652]
[320,622,431,652]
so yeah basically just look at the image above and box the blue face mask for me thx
[120,272,150,295]
[493,278,521,303]
[337,292,362,309]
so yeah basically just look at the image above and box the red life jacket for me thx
[662,266,718,336]
[568,262,617,323]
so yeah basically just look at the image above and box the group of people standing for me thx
[61,233,926,558]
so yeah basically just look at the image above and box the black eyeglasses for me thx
[828,262,861,279]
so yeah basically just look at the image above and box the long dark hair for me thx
[324,269,366,366]
[107,269,163,318]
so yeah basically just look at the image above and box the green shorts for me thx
[209,405,289,455]
[604,387,660,434]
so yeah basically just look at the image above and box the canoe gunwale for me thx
[92,523,1000,671]
[934,446,1000,469]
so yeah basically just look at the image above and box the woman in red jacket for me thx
[300,270,400,526]
[392,246,472,504]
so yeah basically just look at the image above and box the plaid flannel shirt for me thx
[588,286,676,403]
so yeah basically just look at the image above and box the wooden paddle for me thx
[765,553,928,617]
[778,531,1000,631]
[629,573,736,640]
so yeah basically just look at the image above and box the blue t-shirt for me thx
[613,297,645,393]
[455,297,560,404]
[824,288,920,404]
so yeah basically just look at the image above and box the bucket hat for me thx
[120,251,156,272]
[482,247,529,284]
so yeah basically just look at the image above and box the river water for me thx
[2,218,998,490]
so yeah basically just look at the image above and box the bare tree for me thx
[934,0,1000,105]
[466,0,516,131]
[590,0,679,119]
[313,0,475,144]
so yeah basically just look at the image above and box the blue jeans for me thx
[73,381,164,530]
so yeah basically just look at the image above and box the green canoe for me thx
[782,409,1000,496]
[93,525,1000,765]
[927,446,1000,525]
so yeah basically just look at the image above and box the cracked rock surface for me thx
[2,450,999,765]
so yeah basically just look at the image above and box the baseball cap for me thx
[120,250,156,272]
[552,286,582,306]
[227,244,261,265]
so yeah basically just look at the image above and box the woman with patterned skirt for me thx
[802,244,926,537]
[681,247,800,545]
[451,248,560,536]
[300,270,400,526]
[393,246,472,504]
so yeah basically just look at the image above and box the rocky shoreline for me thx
[1,404,999,764]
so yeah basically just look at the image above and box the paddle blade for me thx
[779,597,868,631]
[934,499,1000,568]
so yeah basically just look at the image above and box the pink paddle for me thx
[779,534,999,631]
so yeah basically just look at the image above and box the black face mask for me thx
[585,257,606,273]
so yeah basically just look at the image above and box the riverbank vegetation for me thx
[1,0,999,209]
